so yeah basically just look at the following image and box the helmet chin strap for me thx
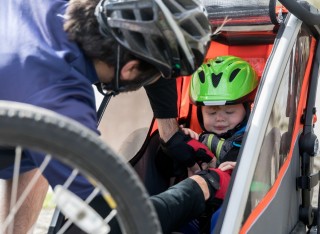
[96,93,112,125]
[96,45,121,125]
[111,44,121,96]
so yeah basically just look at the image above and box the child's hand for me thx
[179,125,199,140]
[218,161,236,171]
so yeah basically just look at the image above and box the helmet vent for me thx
[119,8,153,21]
[198,70,205,83]
[140,8,154,21]
[163,0,180,14]
[229,68,240,82]
[164,0,198,12]
[181,20,201,37]
[211,73,222,87]
[121,10,135,20]
[130,31,146,51]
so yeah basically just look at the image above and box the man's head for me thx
[189,56,259,134]
[64,0,212,93]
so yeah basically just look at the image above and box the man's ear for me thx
[121,60,140,81]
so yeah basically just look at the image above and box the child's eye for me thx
[226,111,234,114]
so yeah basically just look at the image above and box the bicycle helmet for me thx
[190,56,259,106]
[95,0,212,79]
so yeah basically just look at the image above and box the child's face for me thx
[202,104,246,135]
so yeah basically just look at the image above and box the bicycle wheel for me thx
[0,101,161,234]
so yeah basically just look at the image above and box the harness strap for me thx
[216,138,225,160]
[201,126,246,163]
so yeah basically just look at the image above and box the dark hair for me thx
[64,0,119,65]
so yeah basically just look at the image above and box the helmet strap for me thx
[95,45,122,125]
[95,45,122,96]
[111,44,121,96]
[96,93,112,125]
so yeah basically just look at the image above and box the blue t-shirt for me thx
[0,0,99,133]
[0,0,100,197]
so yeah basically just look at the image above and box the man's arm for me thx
[157,118,179,142]
[150,175,208,233]
[150,167,231,233]
[144,77,179,141]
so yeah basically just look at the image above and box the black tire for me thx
[0,101,161,234]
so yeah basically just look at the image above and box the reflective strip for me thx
[206,134,214,153]
[203,100,226,106]
[216,138,225,159]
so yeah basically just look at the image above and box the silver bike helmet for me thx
[95,0,212,79]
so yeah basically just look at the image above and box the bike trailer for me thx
[98,0,320,233]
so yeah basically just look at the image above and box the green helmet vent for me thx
[211,73,222,87]
[199,70,205,83]
[229,68,240,82]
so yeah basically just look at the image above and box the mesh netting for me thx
[203,0,278,27]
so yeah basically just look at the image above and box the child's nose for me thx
[215,112,224,121]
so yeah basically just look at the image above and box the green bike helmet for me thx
[190,56,258,106]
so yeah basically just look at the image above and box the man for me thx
[0,0,218,232]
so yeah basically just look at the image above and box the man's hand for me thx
[161,130,216,168]
[195,168,231,201]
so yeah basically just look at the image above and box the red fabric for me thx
[211,168,231,199]
[187,138,215,159]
